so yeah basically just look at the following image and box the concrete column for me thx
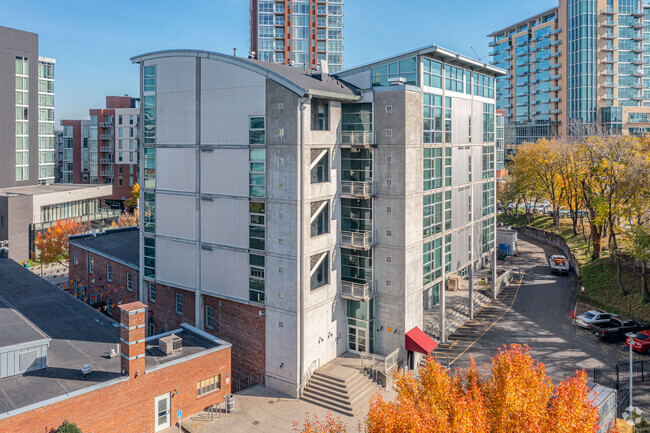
[440,282,446,343]
[468,263,474,320]
[492,249,498,300]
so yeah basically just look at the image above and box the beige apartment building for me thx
[489,0,650,151]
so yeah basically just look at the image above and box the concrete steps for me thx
[301,369,380,416]
[424,290,493,341]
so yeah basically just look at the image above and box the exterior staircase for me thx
[424,290,493,341]
[301,354,381,416]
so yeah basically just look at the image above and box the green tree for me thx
[56,420,82,433]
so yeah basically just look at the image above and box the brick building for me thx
[68,227,265,385]
[0,259,231,433]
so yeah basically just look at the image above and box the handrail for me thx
[340,280,376,301]
[299,359,320,396]
[341,230,374,249]
[340,131,375,146]
[360,348,400,385]
[341,180,375,197]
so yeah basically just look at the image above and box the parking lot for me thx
[434,238,648,388]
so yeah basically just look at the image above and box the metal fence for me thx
[593,359,649,416]
[232,371,264,394]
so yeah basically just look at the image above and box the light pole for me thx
[626,332,635,415]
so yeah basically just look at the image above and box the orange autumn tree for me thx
[32,218,86,267]
[112,209,140,228]
[296,345,617,433]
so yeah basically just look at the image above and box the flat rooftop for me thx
[0,259,231,417]
[0,298,49,350]
[0,259,122,416]
[69,227,139,268]
[0,183,111,197]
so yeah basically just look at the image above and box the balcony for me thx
[632,94,644,101]
[99,146,113,152]
[632,58,644,64]
[100,122,113,128]
[100,134,113,140]
[603,33,616,39]
[603,58,616,64]
[632,47,645,53]
[551,85,562,91]
[550,40,561,47]
[632,69,644,77]
[340,280,376,302]
[629,118,650,124]
[602,7,616,14]
[603,46,616,52]
[552,74,561,80]
[550,28,562,35]
[632,83,644,88]
[551,109,562,114]
[340,181,376,198]
[603,21,616,27]
[551,97,561,103]
[340,131,376,148]
[99,158,113,164]
[604,82,616,88]
[632,11,645,17]
[632,22,644,29]
[340,230,375,250]
[604,95,616,100]
[99,171,113,177]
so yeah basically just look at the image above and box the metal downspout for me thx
[299,95,311,395]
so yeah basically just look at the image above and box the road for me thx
[435,237,647,383]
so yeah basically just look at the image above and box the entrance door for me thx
[348,324,368,353]
[154,393,171,431]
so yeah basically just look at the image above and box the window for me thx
[310,252,329,290]
[249,149,266,197]
[483,103,495,142]
[423,93,443,143]
[144,192,155,233]
[482,146,495,179]
[423,148,443,191]
[423,58,443,88]
[311,201,330,237]
[175,293,182,315]
[444,97,452,143]
[310,149,329,183]
[249,254,265,303]
[126,272,133,292]
[423,238,443,285]
[474,72,495,98]
[249,117,265,144]
[118,115,123,125]
[206,305,214,329]
[106,264,112,282]
[197,374,221,397]
[482,182,495,216]
[249,202,266,251]
[129,115,134,125]
[371,57,417,86]
[144,65,156,92]
[149,282,156,303]
[144,237,155,278]
[445,64,466,92]
[423,193,443,238]
[89,257,94,274]
[311,99,329,130]
[73,251,78,265]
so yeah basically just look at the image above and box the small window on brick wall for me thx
[106,264,112,282]
[206,305,214,329]
[149,282,156,303]
[197,374,221,397]
[175,293,182,315]
[126,272,133,292]
[73,251,78,265]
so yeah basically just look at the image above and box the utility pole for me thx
[626,332,635,415]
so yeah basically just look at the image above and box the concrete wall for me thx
[0,26,39,188]
[0,194,33,262]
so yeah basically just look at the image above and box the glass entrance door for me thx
[348,324,368,353]
[154,393,171,431]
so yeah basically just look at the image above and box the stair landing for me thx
[301,353,381,416]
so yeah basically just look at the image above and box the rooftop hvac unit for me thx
[159,334,182,355]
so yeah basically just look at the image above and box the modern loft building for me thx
[250,0,344,72]
[131,45,502,398]
[488,0,650,149]
[0,26,56,188]
[61,96,139,206]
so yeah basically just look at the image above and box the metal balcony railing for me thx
[100,134,113,140]
[629,118,650,124]
[340,279,376,302]
[341,230,375,249]
[340,181,375,198]
[99,147,113,153]
[99,171,113,177]
[99,158,113,164]
[340,131,376,147]
[100,122,113,128]
[602,6,616,14]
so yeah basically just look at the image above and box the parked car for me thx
[591,318,650,342]
[625,330,650,354]
[575,310,619,330]
[548,255,570,275]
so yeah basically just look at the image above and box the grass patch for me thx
[499,213,649,322]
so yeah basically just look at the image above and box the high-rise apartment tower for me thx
[488,0,650,151]
[250,0,344,72]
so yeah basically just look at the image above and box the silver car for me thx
[575,310,619,330]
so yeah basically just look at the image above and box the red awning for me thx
[405,326,438,355]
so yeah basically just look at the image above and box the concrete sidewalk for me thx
[173,384,395,433]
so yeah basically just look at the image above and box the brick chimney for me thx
[119,302,147,378]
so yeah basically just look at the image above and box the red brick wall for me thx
[68,244,139,315]
[147,283,196,334]
[203,295,265,383]
[2,345,231,433]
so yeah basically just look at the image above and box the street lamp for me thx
[625,332,635,415]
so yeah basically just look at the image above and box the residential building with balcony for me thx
[61,96,139,206]
[0,26,56,188]
[488,0,650,149]
[250,0,344,72]
[131,45,502,399]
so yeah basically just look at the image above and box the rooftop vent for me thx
[159,334,182,355]
[388,77,407,86]
[81,364,91,377]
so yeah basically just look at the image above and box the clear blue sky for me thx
[2,0,557,123]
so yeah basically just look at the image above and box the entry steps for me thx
[424,290,493,341]
[301,369,381,416]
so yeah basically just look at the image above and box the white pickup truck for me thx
[548,255,570,276]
